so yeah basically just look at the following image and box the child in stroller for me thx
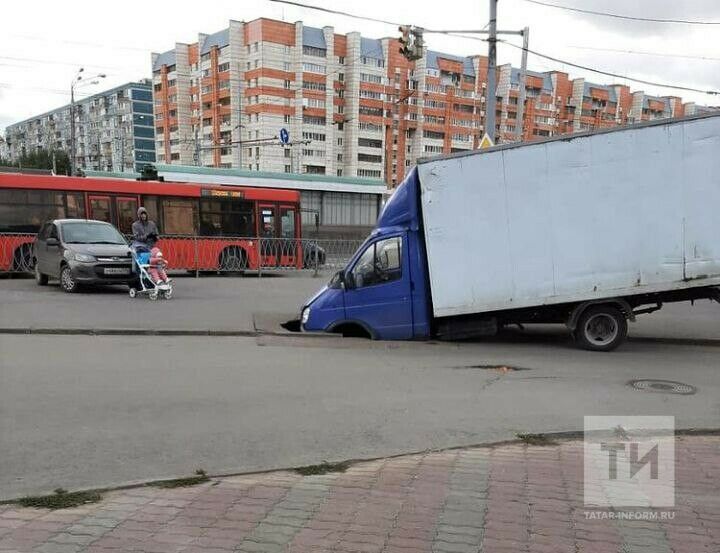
[129,242,173,300]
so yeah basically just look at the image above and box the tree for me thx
[1,148,71,174]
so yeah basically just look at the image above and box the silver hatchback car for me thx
[33,219,134,292]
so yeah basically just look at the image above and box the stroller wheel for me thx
[128,288,137,298]
[162,288,173,300]
[149,290,159,301]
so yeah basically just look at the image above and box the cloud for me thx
[528,0,720,37]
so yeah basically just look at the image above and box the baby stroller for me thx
[128,245,173,300]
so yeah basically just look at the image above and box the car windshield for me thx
[61,222,126,245]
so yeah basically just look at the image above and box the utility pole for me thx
[70,81,77,175]
[486,0,498,143]
[515,26,529,142]
[120,128,125,172]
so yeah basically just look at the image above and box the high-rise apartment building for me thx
[152,17,696,187]
[5,81,156,173]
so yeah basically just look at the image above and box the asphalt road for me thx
[0,276,718,341]
[1,332,719,500]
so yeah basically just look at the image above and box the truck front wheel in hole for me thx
[574,305,627,352]
[219,247,248,272]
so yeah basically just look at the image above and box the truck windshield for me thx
[61,222,126,245]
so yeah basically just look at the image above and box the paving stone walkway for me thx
[0,436,717,553]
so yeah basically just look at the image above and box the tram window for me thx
[199,199,255,237]
[280,208,296,239]
[161,198,197,235]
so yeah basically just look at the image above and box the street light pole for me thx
[515,27,530,142]
[69,68,82,176]
[69,68,106,175]
[486,0,498,143]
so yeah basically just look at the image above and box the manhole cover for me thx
[629,379,697,395]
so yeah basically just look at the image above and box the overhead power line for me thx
[500,40,720,95]
[268,0,491,37]
[566,45,720,62]
[519,0,720,25]
[268,0,720,96]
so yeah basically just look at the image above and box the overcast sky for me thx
[2,0,719,133]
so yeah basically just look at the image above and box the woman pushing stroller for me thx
[131,207,158,251]
[128,207,172,299]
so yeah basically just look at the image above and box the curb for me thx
[2,427,718,505]
[0,328,338,339]
[0,327,717,346]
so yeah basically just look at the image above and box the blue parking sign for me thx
[279,128,290,144]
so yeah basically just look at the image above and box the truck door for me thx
[343,234,414,340]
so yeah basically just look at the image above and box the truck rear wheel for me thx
[574,305,628,352]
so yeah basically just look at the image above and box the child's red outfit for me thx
[148,247,169,283]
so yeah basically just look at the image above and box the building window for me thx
[338,56,345,65]
[358,153,382,163]
[285,165,292,173]
[359,106,383,117]
[358,138,382,148]
[218,62,230,72]
[283,62,291,71]
[337,137,343,146]
[302,62,325,74]
[170,153,180,160]
[360,73,382,84]
[360,90,383,100]
[302,132,326,142]
[337,169,343,176]
[357,168,382,178]
[303,45,326,57]
[359,122,383,132]
[284,80,291,89]
[303,98,326,109]
[284,114,291,123]
[284,148,291,158]
[303,115,326,126]
[302,81,326,91]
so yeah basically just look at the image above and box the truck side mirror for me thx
[343,271,355,290]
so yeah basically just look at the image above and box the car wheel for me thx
[574,305,628,352]
[60,266,79,293]
[35,264,49,286]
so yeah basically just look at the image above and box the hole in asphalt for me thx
[452,365,529,372]
[281,319,302,332]
[295,460,352,476]
[628,379,697,395]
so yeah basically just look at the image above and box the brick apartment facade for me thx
[151,17,702,187]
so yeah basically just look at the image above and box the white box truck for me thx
[301,114,720,350]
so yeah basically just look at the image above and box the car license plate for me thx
[104,267,130,275]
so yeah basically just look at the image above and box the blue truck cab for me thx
[300,168,432,340]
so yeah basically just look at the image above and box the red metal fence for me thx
[0,233,363,275]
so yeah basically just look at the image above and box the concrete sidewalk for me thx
[1,435,717,553]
